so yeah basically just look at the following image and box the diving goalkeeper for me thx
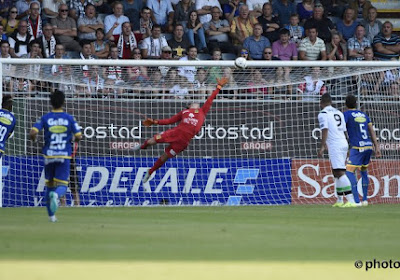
[134,77,229,183]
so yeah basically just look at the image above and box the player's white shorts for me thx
[327,142,348,170]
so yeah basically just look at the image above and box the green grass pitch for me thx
[0,205,399,279]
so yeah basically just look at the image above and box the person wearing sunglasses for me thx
[15,0,41,20]
[1,7,19,36]
[51,4,81,52]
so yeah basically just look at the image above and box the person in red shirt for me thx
[135,77,229,183]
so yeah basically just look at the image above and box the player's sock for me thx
[45,188,55,217]
[140,140,150,150]
[337,175,355,203]
[346,171,360,203]
[55,185,68,198]
[149,158,166,175]
[361,170,369,201]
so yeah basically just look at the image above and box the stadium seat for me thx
[221,53,237,60]
[197,53,212,60]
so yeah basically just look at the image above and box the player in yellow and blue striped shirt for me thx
[344,95,381,206]
[29,90,82,222]
[0,95,16,158]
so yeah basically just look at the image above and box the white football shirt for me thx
[318,105,347,148]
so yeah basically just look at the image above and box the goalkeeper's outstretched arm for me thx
[143,111,183,127]
[202,77,229,115]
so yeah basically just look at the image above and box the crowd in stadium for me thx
[0,0,399,98]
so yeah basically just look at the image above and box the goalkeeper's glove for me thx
[143,118,158,127]
[216,77,229,88]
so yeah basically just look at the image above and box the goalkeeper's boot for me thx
[340,202,358,208]
[142,169,151,184]
[332,202,344,207]
[49,191,59,213]
[361,200,368,207]
[133,143,141,151]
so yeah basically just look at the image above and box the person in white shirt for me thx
[195,0,221,24]
[104,1,129,38]
[318,93,356,207]
[140,24,168,58]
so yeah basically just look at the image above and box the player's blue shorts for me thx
[347,148,373,168]
[44,158,70,186]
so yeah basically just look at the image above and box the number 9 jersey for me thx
[32,110,81,158]
[0,109,16,156]
[318,105,347,147]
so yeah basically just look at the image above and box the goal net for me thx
[1,59,399,207]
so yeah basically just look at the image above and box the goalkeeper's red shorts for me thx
[154,128,191,158]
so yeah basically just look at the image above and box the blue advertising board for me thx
[2,156,292,207]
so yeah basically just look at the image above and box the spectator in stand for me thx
[247,0,266,18]
[207,47,223,84]
[326,31,347,60]
[79,40,99,96]
[220,67,238,99]
[347,25,370,60]
[204,6,233,54]
[186,10,207,53]
[8,20,33,58]
[361,7,382,44]
[178,45,198,82]
[52,4,81,52]
[16,0,40,20]
[115,22,137,59]
[127,47,149,84]
[174,0,195,27]
[168,23,190,59]
[304,4,335,42]
[26,2,42,39]
[261,46,284,81]
[360,46,380,95]
[349,0,373,22]
[257,3,280,43]
[193,67,211,98]
[78,4,104,42]
[297,0,314,24]
[122,0,143,31]
[373,21,400,60]
[243,23,270,60]
[158,45,173,77]
[297,67,327,101]
[336,8,358,41]
[103,45,124,95]
[70,0,93,21]
[298,26,327,60]
[196,0,221,24]
[42,0,62,24]
[134,7,153,42]
[93,0,112,16]
[38,23,58,58]
[48,44,69,81]
[273,0,296,26]
[223,0,242,24]
[319,0,348,24]
[90,28,109,58]
[239,47,250,60]
[104,1,129,39]
[2,7,19,36]
[1,41,15,92]
[0,25,7,43]
[230,5,258,50]
[0,0,13,21]
[247,69,270,98]
[147,0,174,33]
[272,28,298,61]
[140,24,169,58]
[284,13,304,47]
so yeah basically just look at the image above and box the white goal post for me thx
[0,58,399,207]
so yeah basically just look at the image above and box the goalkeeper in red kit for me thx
[134,77,229,183]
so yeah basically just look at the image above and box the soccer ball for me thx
[234,57,247,69]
